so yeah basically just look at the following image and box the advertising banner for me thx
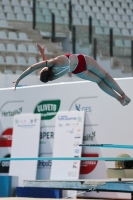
[51,111,85,180]
[9,114,41,186]
[51,111,85,199]
[0,78,132,199]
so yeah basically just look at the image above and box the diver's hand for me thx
[13,79,19,91]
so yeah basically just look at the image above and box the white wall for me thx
[0,73,82,89]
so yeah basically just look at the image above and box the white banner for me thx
[51,111,85,199]
[51,111,85,180]
[9,114,41,186]
[0,78,132,199]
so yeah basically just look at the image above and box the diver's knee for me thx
[102,72,109,80]
[96,77,102,84]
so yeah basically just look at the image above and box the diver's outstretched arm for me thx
[13,60,48,90]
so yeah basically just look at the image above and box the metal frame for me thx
[24,180,133,199]
[79,144,133,149]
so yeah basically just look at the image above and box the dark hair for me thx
[39,68,54,83]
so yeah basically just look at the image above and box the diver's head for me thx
[39,67,54,83]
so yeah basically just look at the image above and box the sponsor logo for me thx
[70,97,99,125]
[38,153,52,169]
[39,127,54,149]
[71,123,79,126]
[58,115,77,121]
[83,132,96,141]
[38,160,52,169]
[0,154,10,173]
[17,119,26,124]
[78,116,82,122]
[15,119,19,124]
[75,136,81,139]
[40,131,54,140]
[16,119,37,128]
[73,162,77,168]
[34,118,38,123]
[75,149,80,154]
[67,128,74,134]
[73,141,80,146]
[68,171,77,177]
[1,107,22,117]
[75,104,92,113]
[80,153,99,174]
[34,100,61,120]
[0,128,13,147]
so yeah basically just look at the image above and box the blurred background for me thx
[0,0,133,87]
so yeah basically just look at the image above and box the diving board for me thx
[24,179,133,193]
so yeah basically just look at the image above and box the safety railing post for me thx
[110,28,113,57]
[89,16,92,45]
[94,38,97,60]
[72,26,76,54]
[131,41,133,70]
[33,0,36,29]
[52,13,55,42]
[69,0,72,31]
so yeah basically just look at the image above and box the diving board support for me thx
[24,180,133,200]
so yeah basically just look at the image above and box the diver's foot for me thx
[36,43,45,55]
[119,97,128,106]
[122,94,131,105]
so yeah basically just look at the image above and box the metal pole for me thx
[52,13,55,42]
[131,41,133,72]
[33,0,36,29]
[89,16,92,45]
[110,28,113,57]
[69,0,72,31]
[94,38,97,60]
[72,26,76,54]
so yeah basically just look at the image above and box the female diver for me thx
[13,43,131,106]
